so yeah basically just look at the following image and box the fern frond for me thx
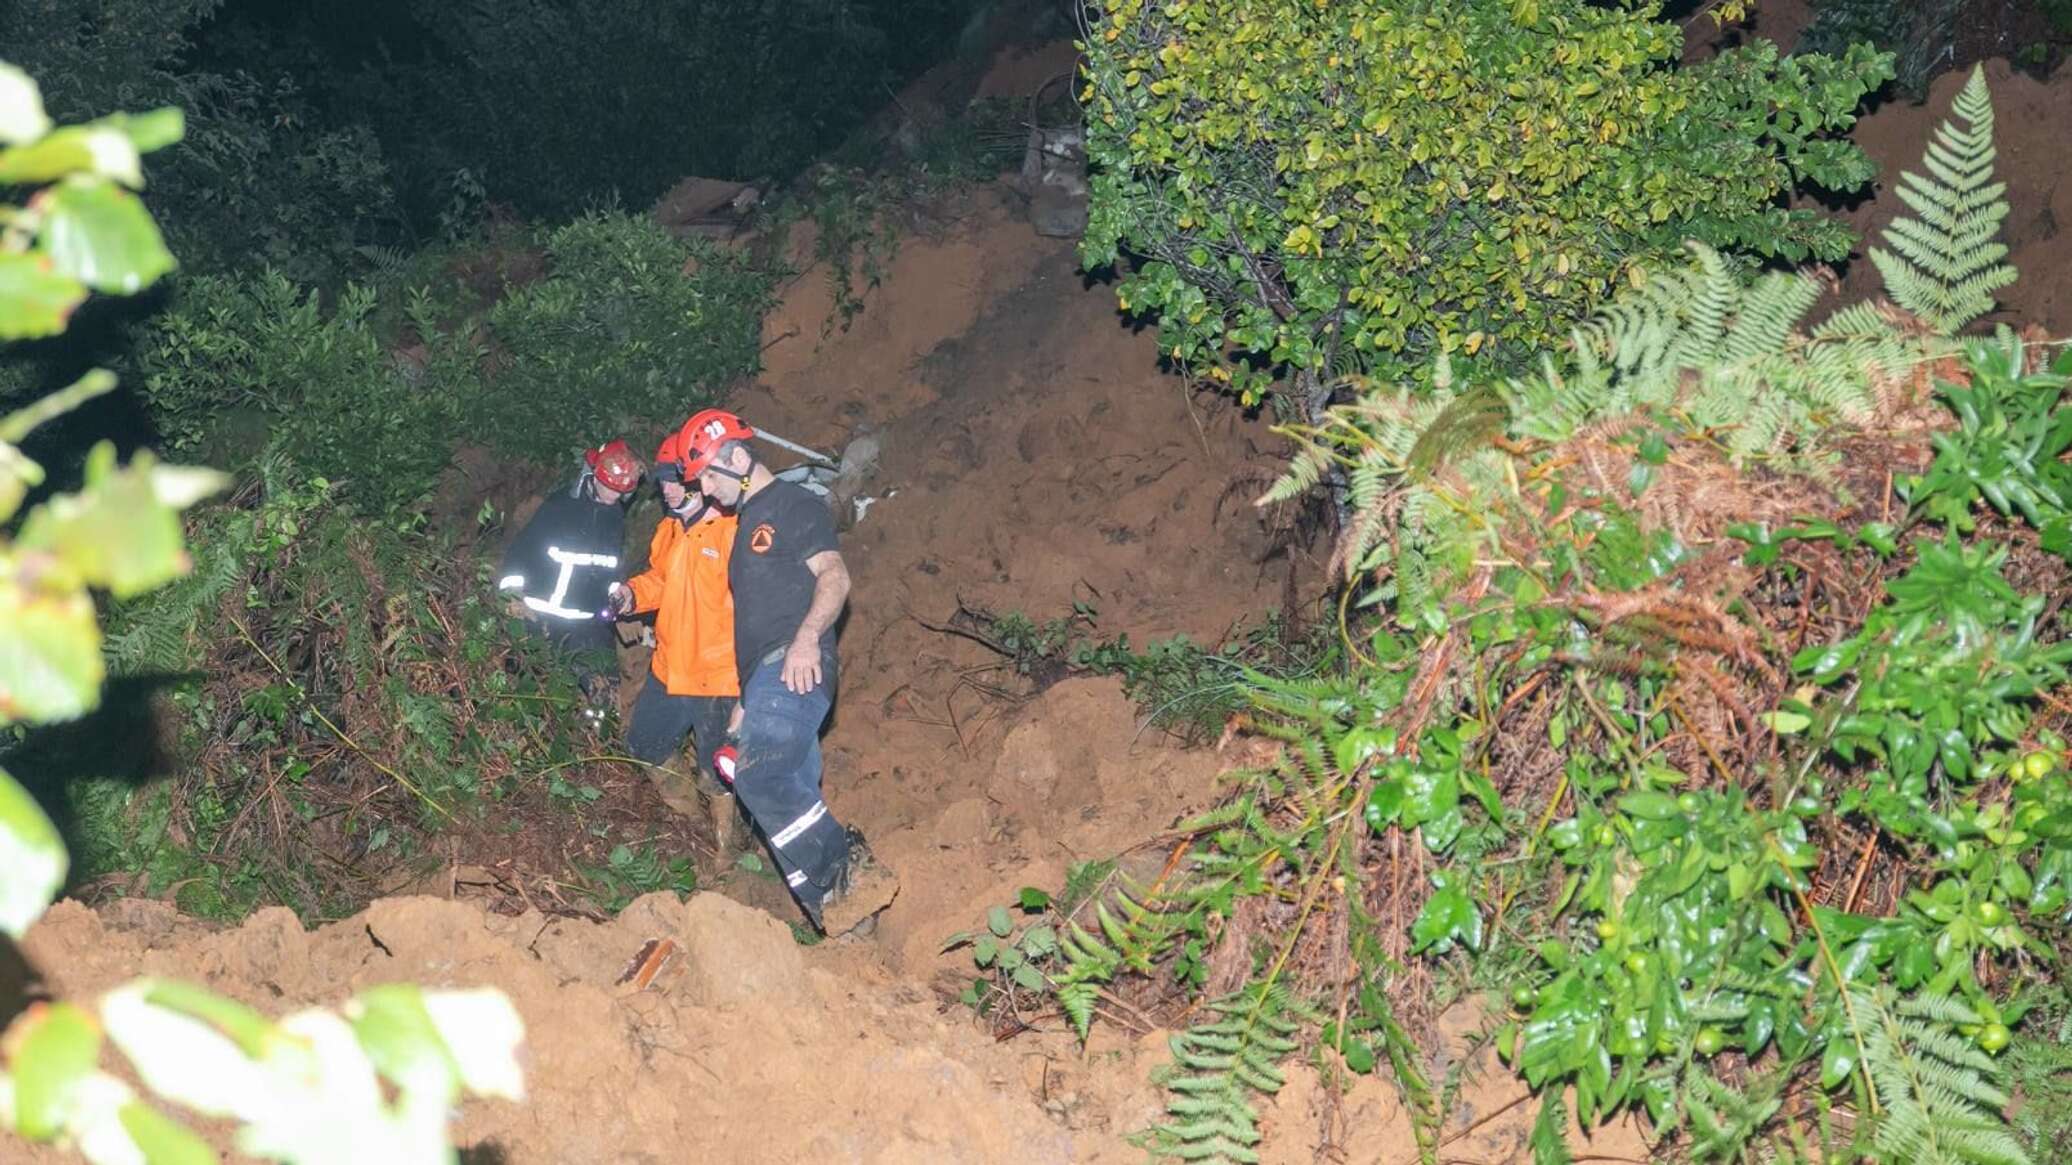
[1148,986,1304,1165]
[1857,986,2031,1165]
[1869,65,2016,334]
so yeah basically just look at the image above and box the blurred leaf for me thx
[0,254,86,340]
[419,989,526,1102]
[0,582,105,725]
[0,63,51,145]
[0,127,140,187]
[348,985,462,1104]
[0,767,66,935]
[9,1002,101,1138]
[116,1100,216,1165]
[987,906,1013,937]
[35,176,176,294]
[96,108,185,155]
[17,444,225,599]
[101,981,269,1121]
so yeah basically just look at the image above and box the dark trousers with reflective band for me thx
[736,648,847,910]
[625,675,734,780]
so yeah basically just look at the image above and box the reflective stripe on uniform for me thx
[498,574,525,591]
[547,547,619,568]
[521,544,620,620]
[523,595,595,620]
[771,801,828,849]
[786,869,808,888]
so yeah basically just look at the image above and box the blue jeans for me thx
[736,648,848,911]
[624,675,734,784]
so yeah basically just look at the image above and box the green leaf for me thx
[1761,709,1812,734]
[0,63,52,145]
[35,176,176,294]
[1365,778,1406,830]
[116,1101,216,1165]
[0,580,106,725]
[0,126,140,187]
[987,905,1013,938]
[348,984,462,1104]
[1409,872,1483,954]
[0,766,67,935]
[1011,963,1045,991]
[1617,791,1680,820]
[101,982,267,1120]
[11,1001,101,1138]
[1018,886,1053,911]
[17,444,226,600]
[0,253,86,340]
[99,108,185,154]
[1819,1038,1856,1089]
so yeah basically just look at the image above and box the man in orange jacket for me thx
[609,432,740,817]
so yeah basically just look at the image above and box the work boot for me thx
[816,825,899,939]
[645,766,705,821]
[705,789,740,857]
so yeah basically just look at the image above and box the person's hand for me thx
[503,597,529,620]
[781,635,823,693]
[727,703,744,734]
[608,582,633,615]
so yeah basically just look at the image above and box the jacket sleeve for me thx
[624,521,672,613]
[497,505,550,596]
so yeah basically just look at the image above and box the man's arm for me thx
[781,549,849,693]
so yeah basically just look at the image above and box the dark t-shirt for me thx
[729,479,840,678]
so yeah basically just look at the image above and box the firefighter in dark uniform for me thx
[496,440,643,717]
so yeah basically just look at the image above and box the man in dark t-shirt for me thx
[675,408,894,935]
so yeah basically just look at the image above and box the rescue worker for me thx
[676,408,892,934]
[496,440,641,714]
[609,431,741,834]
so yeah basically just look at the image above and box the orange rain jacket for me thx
[625,507,740,697]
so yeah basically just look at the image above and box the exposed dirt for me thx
[724,183,1293,975]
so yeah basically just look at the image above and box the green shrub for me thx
[477,212,775,463]
[134,271,460,512]
[1799,0,1964,99]
[1079,0,1893,412]
[1014,65,2072,1164]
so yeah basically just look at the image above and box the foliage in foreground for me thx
[974,65,2068,1164]
[0,63,524,1165]
[1078,0,1892,415]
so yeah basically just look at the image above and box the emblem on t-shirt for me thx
[749,523,775,553]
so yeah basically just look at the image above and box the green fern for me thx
[1856,987,2031,1165]
[2010,998,2072,1160]
[1147,986,1303,1165]
[1869,64,2016,335]
[1682,1060,1790,1163]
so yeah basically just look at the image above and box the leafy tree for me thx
[0,63,522,1165]
[1078,0,1894,416]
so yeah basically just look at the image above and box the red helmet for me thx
[653,432,685,483]
[583,438,644,492]
[676,409,756,477]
